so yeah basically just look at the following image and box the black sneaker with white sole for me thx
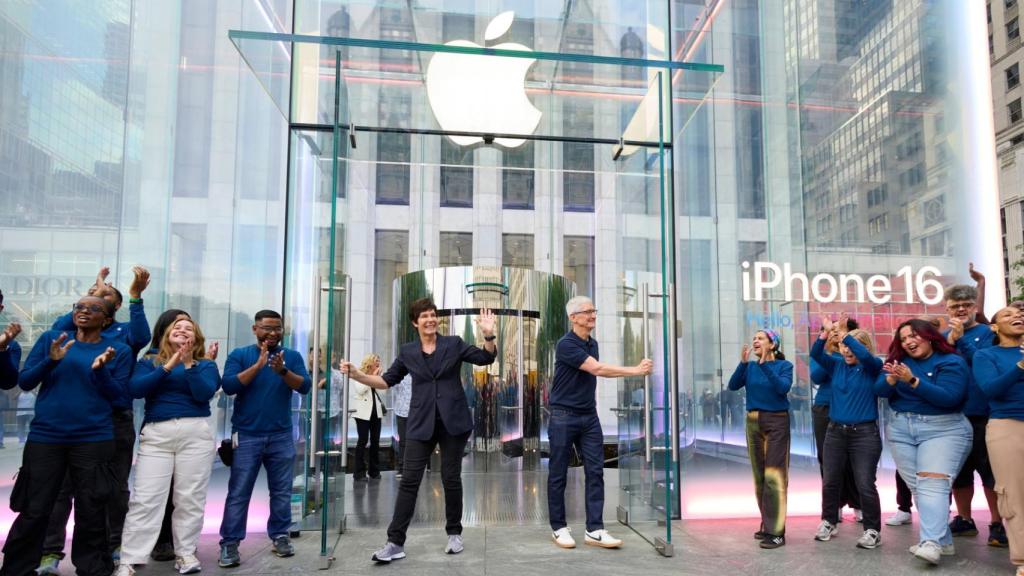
[759,535,786,549]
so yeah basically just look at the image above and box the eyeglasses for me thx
[572,309,598,316]
[947,302,976,311]
[255,325,284,333]
[72,303,104,314]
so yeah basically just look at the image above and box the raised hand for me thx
[948,318,964,344]
[164,347,184,371]
[49,333,74,362]
[759,347,776,364]
[837,312,851,337]
[820,315,834,335]
[741,344,751,363]
[180,338,195,369]
[476,308,497,336]
[206,341,219,360]
[969,262,985,284]
[253,342,269,371]
[0,323,22,350]
[129,266,150,299]
[269,351,286,375]
[91,346,116,370]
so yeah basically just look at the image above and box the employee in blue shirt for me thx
[729,327,794,550]
[874,318,971,566]
[972,306,1024,574]
[0,295,132,576]
[810,315,883,550]
[217,310,311,568]
[0,289,23,391]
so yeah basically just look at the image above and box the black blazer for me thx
[382,335,496,441]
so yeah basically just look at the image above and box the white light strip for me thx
[957,0,1005,308]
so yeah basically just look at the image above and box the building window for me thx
[440,232,472,267]
[374,230,409,353]
[1011,98,1023,124]
[563,236,594,297]
[502,234,534,269]
[563,102,594,212]
[1008,17,1020,42]
[1009,0,1019,10]
[376,96,411,205]
[440,139,473,207]
[502,142,535,209]
[1010,64,1021,90]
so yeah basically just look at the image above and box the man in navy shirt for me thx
[548,296,652,550]
[218,310,311,567]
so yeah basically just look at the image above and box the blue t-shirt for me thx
[18,330,131,443]
[222,344,311,434]
[873,352,968,415]
[727,359,793,412]
[0,340,22,390]
[551,331,599,412]
[131,357,221,424]
[810,336,883,424]
[973,346,1024,421]
[945,323,996,417]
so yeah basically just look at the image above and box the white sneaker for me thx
[911,540,942,564]
[552,527,576,549]
[814,520,838,542]
[584,529,622,549]
[856,529,881,549]
[113,564,135,576]
[175,554,201,574]
[885,510,912,526]
[908,542,955,556]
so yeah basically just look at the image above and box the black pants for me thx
[1,440,115,576]
[42,408,135,558]
[354,411,381,478]
[154,486,175,549]
[896,470,913,513]
[746,410,790,537]
[387,419,470,546]
[395,415,407,474]
[821,421,882,531]
[812,404,861,510]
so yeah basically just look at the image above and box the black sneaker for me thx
[989,522,1009,547]
[150,541,175,561]
[272,535,295,558]
[753,530,767,540]
[949,515,978,537]
[760,535,785,549]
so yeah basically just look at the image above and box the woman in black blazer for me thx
[343,298,496,563]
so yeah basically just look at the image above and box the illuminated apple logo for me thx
[425,11,541,148]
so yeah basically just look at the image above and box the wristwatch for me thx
[277,367,289,376]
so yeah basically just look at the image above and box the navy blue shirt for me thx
[945,323,996,417]
[222,344,311,434]
[727,359,793,412]
[131,357,221,425]
[18,330,131,443]
[52,301,151,356]
[551,330,599,412]
[810,336,883,424]
[810,355,833,406]
[873,352,968,415]
[973,346,1024,421]
[0,340,22,390]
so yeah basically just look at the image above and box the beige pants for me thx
[987,418,1024,566]
[119,417,216,564]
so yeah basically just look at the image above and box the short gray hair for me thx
[945,284,977,303]
[565,296,593,318]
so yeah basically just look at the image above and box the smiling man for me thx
[548,296,652,550]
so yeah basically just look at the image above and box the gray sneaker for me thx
[908,541,955,556]
[814,520,837,542]
[372,541,406,563]
[218,543,241,568]
[445,534,464,555]
[911,540,942,564]
[272,535,295,558]
[856,529,881,549]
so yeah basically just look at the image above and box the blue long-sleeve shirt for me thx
[130,357,221,425]
[0,340,22,390]
[811,355,834,406]
[972,346,1024,421]
[18,330,131,443]
[728,359,793,412]
[810,336,883,424]
[873,352,968,415]
[52,301,151,356]
[222,344,311,434]
[944,323,996,417]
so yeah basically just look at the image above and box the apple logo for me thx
[425,11,541,148]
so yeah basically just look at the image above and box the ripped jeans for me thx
[886,411,972,545]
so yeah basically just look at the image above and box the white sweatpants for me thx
[119,417,215,563]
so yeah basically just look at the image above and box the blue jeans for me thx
[886,411,972,545]
[547,408,604,532]
[219,430,295,545]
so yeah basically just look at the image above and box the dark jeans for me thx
[812,404,861,510]
[896,470,913,513]
[354,412,381,478]
[821,421,882,531]
[42,408,135,558]
[746,410,790,537]
[395,415,407,474]
[547,408,605,532]
[0,440,115,576]
[219,430,296,544]
[387,418,469,546]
